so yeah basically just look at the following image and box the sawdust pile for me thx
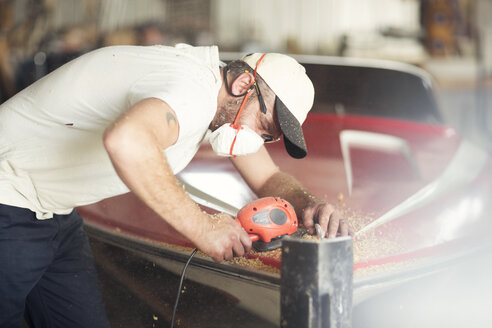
[339,207,405,264]
[144,193,411,277]
[227,193,409,276]
[229,256,280,274]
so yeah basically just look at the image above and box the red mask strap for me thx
[231,53,267,127]
[253,54,267,80]
[232,90,252,127]
[229,53,267,156]
[228,125,242,157]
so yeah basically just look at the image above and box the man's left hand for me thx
[302,203,354,238]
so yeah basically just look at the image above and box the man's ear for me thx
[230,72,255,96]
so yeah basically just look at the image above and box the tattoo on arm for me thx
[166,112,177,126]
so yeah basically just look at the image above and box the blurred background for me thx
[0,0,490,143]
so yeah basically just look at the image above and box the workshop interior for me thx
[1,0,491,327]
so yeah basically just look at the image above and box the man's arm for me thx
[231,145,352,238]
[103,97,251,261]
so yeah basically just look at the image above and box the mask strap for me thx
[229,53,268,156]
[253,54,266,80]
[231,88,253,127]
[231,53,267,127]
[229,90,252,157]
[229,129,240,157]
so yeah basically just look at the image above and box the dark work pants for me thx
[0,204,110,328]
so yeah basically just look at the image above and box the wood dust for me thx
[229,256,280,274]
[142,193,414,277]
[226,193,411,277]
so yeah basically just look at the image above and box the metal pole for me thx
[280,236,353,328]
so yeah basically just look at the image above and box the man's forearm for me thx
[256,171,321,217]
[257,171,352,237]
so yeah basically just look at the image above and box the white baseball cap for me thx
[242,53,315,158]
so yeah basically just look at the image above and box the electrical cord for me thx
[170,248,197,328]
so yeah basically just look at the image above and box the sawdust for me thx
[143,194,414,277]
[339,207,405,264]
[229,256,280,274]
[250,248,282,260]
[225,194,411,276]
[146,238,282,273]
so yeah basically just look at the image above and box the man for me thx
[0,44,352,327]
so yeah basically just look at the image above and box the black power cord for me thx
[170,248,197,328]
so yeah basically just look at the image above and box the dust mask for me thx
[209,123,264,157]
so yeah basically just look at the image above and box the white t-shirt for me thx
[0,44,222,219]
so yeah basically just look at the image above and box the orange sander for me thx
[236,197,298,251]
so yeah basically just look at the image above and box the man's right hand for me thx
[194,213,252,262]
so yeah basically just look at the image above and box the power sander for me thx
[235,197,298,251]
[171,197,298,327]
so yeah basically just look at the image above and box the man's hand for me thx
[302,203,354,238]
[231,152,354,239]
[194,213,252,262]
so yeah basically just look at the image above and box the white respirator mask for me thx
[208,123,264,157]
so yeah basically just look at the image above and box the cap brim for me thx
[275,96,307,159]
